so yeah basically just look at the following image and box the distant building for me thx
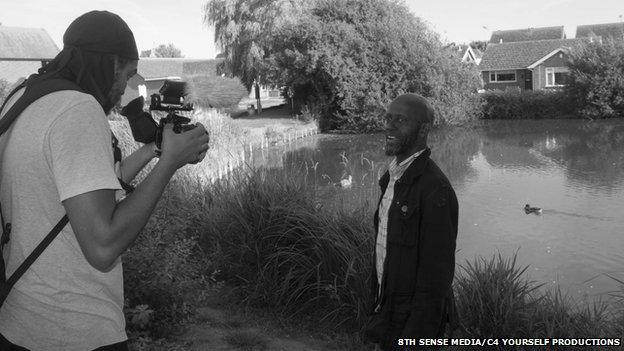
[0,25,59,84]
[576,22,624,41]
[445,44,482,65]
[489,26,565,44]
[479,38,588,91]
[122,58,222,105]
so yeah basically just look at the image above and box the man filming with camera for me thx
[0,11,209,351]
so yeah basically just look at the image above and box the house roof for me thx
[576,22,624,40]
[473,48,483,60]
[0,26,59,60]
[137,58,222,80]
[0,61,42,83]
[479,38,587,71]
[489,26,565,43]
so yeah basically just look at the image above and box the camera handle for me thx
[154,112,197,157]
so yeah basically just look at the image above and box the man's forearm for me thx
[99,160,177,271]
[119,142,156,183]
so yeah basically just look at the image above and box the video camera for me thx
[121,80,197,156]
[149,80,197,154]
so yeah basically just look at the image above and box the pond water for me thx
[247,119,624,301]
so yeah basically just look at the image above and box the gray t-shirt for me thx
[0,89,125,350]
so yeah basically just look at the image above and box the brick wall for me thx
[534,50,569,90]
[482,69,526,90]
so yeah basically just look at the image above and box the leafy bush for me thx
[184,74,248,109]
[481,89,576,119]
[267,0,482,132]
[566,39,624,119]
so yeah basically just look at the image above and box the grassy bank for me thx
[197,168,624,346]
[111,110,623,349]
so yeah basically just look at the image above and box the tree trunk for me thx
[255,82,262,115]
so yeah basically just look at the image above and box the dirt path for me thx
[177,306,333,351]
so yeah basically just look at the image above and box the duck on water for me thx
[524,204,542,215]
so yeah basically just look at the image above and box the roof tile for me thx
[0,26,59,60]
[489,26,564,43]
[137,58,222,79]
[479,38,588,71]
[576,22,624,40]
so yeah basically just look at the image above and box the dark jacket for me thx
[370,147,459,339]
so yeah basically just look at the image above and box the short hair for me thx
[393,93,435,125]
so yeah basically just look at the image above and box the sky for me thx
[1,0,623,59]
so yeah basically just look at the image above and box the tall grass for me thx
[455,253,622,349]
[197,166,376,328]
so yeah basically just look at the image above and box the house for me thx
[0,25,59,84]
[479,38,588,91]
[445,44,482,65]
[122,58,221,105]
[489,26,565,44]
[576,22,624,41]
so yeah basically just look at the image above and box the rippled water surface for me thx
[249,119,624,299]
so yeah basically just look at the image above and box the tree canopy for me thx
[204,0,293,91]
[566,39,624,119]
[205,0,482,131]
[152,43,184,58]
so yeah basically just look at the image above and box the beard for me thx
[385,133,417,156]
[104,85,124,115]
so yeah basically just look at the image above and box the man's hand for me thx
[159,122,209,168]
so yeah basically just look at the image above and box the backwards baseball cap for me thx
[63,10,139,60]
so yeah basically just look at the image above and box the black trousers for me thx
[0,333,128,351]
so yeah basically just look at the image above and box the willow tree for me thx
[204,0,295,114]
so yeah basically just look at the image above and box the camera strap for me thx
[0,77,82,305]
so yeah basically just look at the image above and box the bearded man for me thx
[0,11,209,350]
[365,94,459,350]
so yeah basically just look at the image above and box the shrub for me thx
[184,74,248,109]
[566,39,624,119]
[267,0,482,132]
[481,89,576,119]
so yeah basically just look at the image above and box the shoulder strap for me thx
[0,78,82,302]
[0,78,82,134]
[0,216,69,302]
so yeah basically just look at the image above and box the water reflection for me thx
[479,120,624,191]
[250,119,624,299]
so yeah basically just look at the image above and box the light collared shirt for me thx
[376,149,425,297]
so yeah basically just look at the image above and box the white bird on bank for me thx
[338,175,353,189]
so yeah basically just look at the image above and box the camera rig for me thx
[149,80,197,155]
[120,79,199,156]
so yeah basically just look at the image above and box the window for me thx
[489,70,517,83]
[545,67,569,87]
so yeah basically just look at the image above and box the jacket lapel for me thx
[396,148,431,185]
